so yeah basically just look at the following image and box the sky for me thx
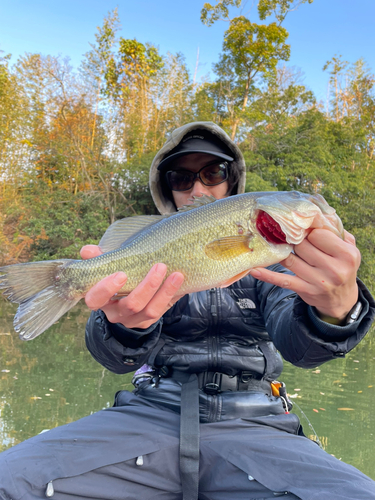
[1,0,375,103]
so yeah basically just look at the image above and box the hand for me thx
[249,229,360,323]
[80,245,185,329]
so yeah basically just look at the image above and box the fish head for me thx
[251,191,344,245]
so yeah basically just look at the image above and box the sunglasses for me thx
[166,162,229,192]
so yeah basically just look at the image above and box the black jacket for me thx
[85,264,375,421]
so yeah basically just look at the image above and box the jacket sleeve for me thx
[258,264,375,369]
[85,310,163,374]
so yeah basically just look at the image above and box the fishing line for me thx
[291,400,324,449]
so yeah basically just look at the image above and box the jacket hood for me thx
[149,121,246,214]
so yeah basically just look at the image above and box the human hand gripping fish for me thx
[0,191,352,339]
[81,246,185,330]
[249,228,360,324]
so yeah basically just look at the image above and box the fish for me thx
[0,190,344,341]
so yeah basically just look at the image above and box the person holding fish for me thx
[1,122,375,499]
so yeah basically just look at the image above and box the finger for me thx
[85,272,127,310]
[306,229,353,258]
[281,249,326,281]
[292,238,326,267]
[283,240,359,289]
[117,264,169,317]
[290,239,340,279]
[344,229,356,245]
[80,245,103,260]
[143,272,185,317]
[306,229,361,271]
[108,270,184,329]
[249,267,309,295]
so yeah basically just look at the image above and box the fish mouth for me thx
[256,211,287,244]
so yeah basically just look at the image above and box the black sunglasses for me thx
[166,162,229,192]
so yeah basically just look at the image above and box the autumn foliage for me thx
[1,2,375,290]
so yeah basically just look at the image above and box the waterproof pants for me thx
[1,391,375,500]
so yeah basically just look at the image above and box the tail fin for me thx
[0,260,80,341]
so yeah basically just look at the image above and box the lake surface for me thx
[1,298,375,479]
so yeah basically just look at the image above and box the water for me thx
[1,298,375,479]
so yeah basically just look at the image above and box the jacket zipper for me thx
[208,288,221,422]
[209,288,218,369]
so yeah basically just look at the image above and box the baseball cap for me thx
[157,130,234,171]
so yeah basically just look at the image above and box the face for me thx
[168,153,230,209]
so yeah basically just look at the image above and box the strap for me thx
[166,369,269,395]
[180,374,200,500]
[257,341,278,380]
[147,337,166,367]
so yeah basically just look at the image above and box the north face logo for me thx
[237,298,256,309]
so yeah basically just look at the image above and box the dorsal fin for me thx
[99,215,167,253]
[177,194,217,213]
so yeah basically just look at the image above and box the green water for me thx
[1,298,374,479]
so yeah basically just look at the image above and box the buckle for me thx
[203,382,220,395]
[203,373,222,395]
[131,371,154,387]
[279,382,293,412]
[240,371,254,383]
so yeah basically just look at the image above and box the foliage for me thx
[200,0,313,138]
[242,101,375,289]
[257,0,314,23]
[3,189,108,261]
[1,6,375,295]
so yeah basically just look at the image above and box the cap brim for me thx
[157,150,234,171]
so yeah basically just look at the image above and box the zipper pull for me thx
[45,481,54,497]
[210,288,217,316]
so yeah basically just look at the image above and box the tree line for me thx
[1,0,375,291]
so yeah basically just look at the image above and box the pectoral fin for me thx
[205,235,253,261]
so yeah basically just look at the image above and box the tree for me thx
[201,0,313,139]
[324,56,375,166]
[0,52,32,193]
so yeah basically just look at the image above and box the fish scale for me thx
[62,195,281,295]
[0,191,344,340]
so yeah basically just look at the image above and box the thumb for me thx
[80,244,103,260]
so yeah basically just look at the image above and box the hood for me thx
[149,121,246,214]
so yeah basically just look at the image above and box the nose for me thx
[190,178,210,197]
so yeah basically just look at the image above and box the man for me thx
[1,122,374,500]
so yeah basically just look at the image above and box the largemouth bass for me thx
[0,191,344,340]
